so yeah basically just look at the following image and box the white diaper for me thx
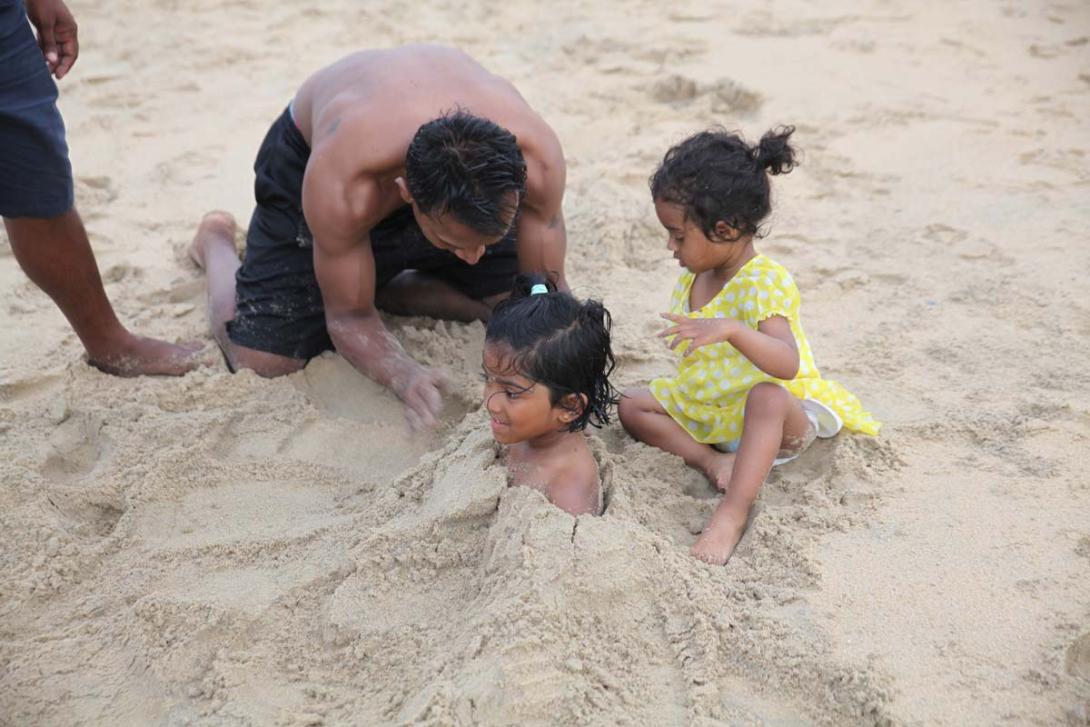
[711,398,843,466]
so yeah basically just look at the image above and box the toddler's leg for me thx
[618,388,736,489]
[691,383,811,565]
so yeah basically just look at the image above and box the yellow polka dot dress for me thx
[650,255,881,444]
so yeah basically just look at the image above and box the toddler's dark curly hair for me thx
[650,125,797,241]
[486,275,619,432]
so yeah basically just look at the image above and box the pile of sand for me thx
[2,0,1088,724]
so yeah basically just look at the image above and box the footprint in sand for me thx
[1067,632,1090,680]
[74,175,118,214]
[649,74,699,103]
[648,75,763,116]
[921,223,968,246]
[39,411,108,482]
[54,494,126,537]
[153,150,220,187]
[101,262,140,284]
[37,412,126,538]
[706,78,763,114]
[136,277,203,315]
[1028,36,1088,59]
[0,373,63,405]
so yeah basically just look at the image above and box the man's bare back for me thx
[190,45,568,428]
[295,46,563,252]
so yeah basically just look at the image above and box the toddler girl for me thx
[484,276,619,516]
[619,126,880,564]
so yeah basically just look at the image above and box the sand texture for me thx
[2,0,1089,725]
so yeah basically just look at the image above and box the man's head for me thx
[398,111,527,264]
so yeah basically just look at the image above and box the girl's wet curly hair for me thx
[650,125,797,241]
[485,274,620,432]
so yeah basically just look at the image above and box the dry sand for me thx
[2,0,1089,725]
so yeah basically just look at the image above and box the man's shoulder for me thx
[518,121,565,214]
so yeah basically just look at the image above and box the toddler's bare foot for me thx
[690,503,752,565]
[88,334,205,377]
[701,451,736,492]
[188,211,237,270]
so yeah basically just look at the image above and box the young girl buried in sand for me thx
[619,126,880,565]
[483,275,619,516]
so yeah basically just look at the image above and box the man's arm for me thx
[304,169,446,429]
[515,134,568,290]
[516,206,568,291]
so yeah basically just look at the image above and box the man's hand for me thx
[26,0,79,79]
[658,312,739,354]
[391,364,449,431]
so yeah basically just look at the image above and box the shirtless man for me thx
[189,45,566,429]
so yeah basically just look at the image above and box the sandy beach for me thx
[2,0,1089,724]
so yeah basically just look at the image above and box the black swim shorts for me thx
[0,0,74,219]
[226,106,519,360]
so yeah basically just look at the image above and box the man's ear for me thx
[557,393,588,423]
[712,220,742,242]
[394,177,413,205]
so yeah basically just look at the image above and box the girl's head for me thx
[482,275,619,444]
[650,126,797,273]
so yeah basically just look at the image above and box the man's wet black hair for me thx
[485,274,620,432]
[649,125,797,241]
[405,110,527,237]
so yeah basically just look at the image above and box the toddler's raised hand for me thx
[658,312,738,354]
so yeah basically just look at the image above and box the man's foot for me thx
[188,211,238,270]
[690,502,752,565]
[700,451,736,492]
[87,334,205,377]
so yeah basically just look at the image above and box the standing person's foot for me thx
[87,333,205,377]
[690,502,753,565]
[700,451,736,492]
[187,211,238,270]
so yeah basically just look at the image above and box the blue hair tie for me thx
[530,283,549,295]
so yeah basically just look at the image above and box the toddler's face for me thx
[654,200,733,274]
[481,343,567,445]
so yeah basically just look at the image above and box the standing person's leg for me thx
[1,2,199,376]
[4,212,202,376]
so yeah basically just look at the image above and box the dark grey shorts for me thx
[0,0,74,219]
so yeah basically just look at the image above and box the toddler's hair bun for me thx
[752,125,797,176]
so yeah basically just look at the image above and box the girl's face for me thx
[482,343,574,445]
[654,200,746,274]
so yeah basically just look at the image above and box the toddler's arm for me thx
[660,313,799,379]
[728,315,799,379]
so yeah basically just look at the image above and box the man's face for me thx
[397,179,518,265]
[412,209,505,265]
